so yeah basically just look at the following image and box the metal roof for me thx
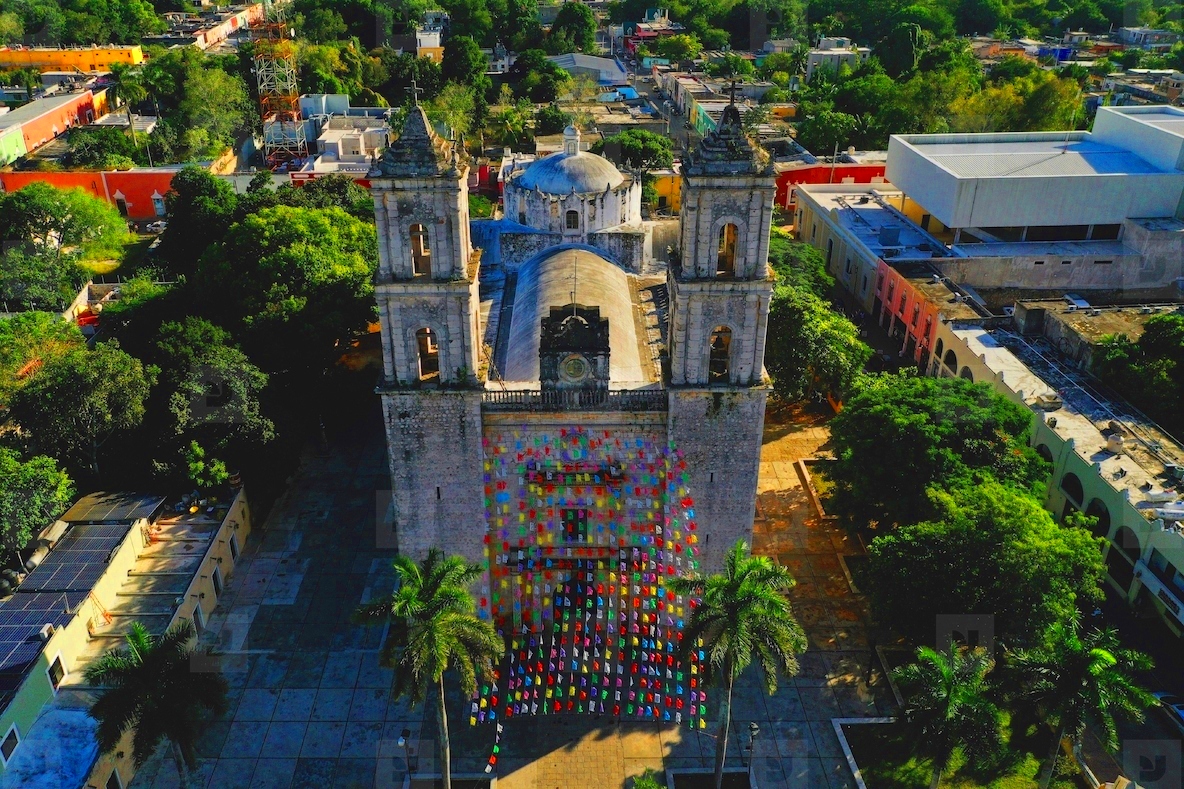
[0,92,88,132]
[916,140,1165,178]
[59,492,165,524]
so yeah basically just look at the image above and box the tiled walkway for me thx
[131,401,893,789]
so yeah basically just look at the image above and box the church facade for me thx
[369,105,775,724]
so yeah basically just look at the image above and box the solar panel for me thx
[21,524,131,593]
[0,591,86,673]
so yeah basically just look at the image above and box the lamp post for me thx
[743,721,761,774]
[396,728,416,785]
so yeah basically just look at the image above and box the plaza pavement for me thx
[129,402,894,789]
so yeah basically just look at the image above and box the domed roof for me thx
[513,150,625,195]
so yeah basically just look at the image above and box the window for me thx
[935,339,944,360]
[229,532,240,561]
[152,196,166,217]
[657,196,667,209]
[911,304,921,326]
[562,508,589,542]
[518,210,526,225]
[550,202,559,218]
[415,328,440,380]
[409,224,431,276]
[0,725,17,765]
[1093,259,1113,265]
[589,202,597,219]
[959,366,974,381]
[212,565,223,597]
[47,654,65,691]
[716,224,738,276]
[1060,259,1071,265]
[193,604,205,634]
[566,210,580,230]
[106,771,124,789]
[708,326,732,383]
[114,197,128,217]
[826,238,834,267]
[1060,472,1084,506]
[845,257,852,275]
[1033,260,1045,265]
[943,349,957,371]
[811,223,816,240]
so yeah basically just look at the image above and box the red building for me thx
[0,91,97,155]
[0,166,185,220]
[872,259,985,367]
[775,160,887,210]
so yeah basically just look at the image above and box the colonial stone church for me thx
[368,102,775,724]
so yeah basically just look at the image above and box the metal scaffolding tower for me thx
[252,8,307,170]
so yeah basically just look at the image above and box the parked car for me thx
[1153,692,1184,735]
[146,220,167,233]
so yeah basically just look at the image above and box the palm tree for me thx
[670,540,807,789]
[353,550,504,789]
[107,63,147,149]
[84,620,227,789]
[892,645,1002,789]
[788,43,811,77]
[1010,621,1155,789]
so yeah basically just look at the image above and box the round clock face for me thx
[560,354,590,383]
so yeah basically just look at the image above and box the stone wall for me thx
[499,231,565,268]
[588,229,648,271]
[667,387,768,573]
[380,390,486,564]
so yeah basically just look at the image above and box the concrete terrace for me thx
[128,401,890,789]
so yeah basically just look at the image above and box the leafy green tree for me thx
[277,173,374,220]
[198,206,378,374]
[874,21,925,77]
[509,49,571,102]
[0,11,22,43]
[0,447,73,558]
[0,183,129,262]
[177,66,251,159]
[670,541,806,789]
[1094,314,1184,436]
[767,233,833,296]
[107,63,148,149]
[442,0,493,43]
[705,53,756,78]
[550,1,597,52]
[442,35,492,119]
[1011,622,1155,789]
[765,285,870,401]
[63,125,141,169]
[654,33,702,60]
[159,166,239,277]
[353,550,504,789]
[534,104,572,135]
[85,620,228,789]
[864,481,1105,646]
[427,83,477,140]
[0,312,85,406]
[8,342,154,478]
[370,50,443,106]
[827,373,1047,528]
[893,645,1003,789]
[299,7,348,42]
[591,129,674,169]
[795,109,858,154]
[0,248,88,312]
[153,317,275,475]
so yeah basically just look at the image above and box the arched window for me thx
[943,349,958,371]
[415,328,440,381]
[1112,526,1141,562]
[1035,444,1054,463]
[708,327,732,383]
[1060,472,1084,505]
[1084,499,1112,540]
[410,224,431,276]
[716,223,738,276]
[566,210,580,230]
[935,339,944,360]
[959,366,974,381]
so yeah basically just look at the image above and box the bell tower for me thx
[666,99,776,570]
[370,107,486,561]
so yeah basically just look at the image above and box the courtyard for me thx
[129,400,893,789]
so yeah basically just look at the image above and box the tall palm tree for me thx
[670,540,807,789]
[788,43,811,77]
[107,63,147,149]
[893,645,1002,789]
[84,620,227,789]
[1010,621,1155,789]
[354,549,504,789]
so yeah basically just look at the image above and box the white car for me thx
[146,220,167,233]
[1153,692,1184,735]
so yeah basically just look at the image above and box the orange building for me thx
[0,167,187,220]
[0,45,143,73]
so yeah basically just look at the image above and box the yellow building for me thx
[0,45,144,74]
[0,489,252,789]
[648,166,681,215]
[415,28,444,64]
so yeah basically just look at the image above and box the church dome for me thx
[513,150,625,195]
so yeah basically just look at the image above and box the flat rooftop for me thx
[893,262,984,320]
[903,137,1166,178]
[1018,300,1180,344]
[0,91,87,131]
[798,185,957,261]
[953,326,1184,515]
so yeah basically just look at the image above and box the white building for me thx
[806,37,871,79]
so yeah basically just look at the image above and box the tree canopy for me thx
[765,284,871,402]
[591,129,675,170]
[0,447,73,558]
[827,373,1047,528]
[863,480,1105,647]
[1093,312,1184,438]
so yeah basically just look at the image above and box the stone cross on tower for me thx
[725,79,740,105]
[407,79,424,107]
